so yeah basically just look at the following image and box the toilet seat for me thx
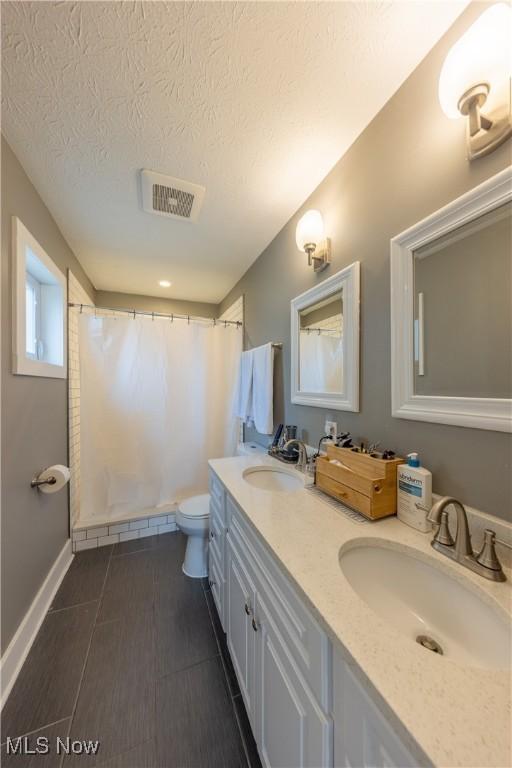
[178,493,210,520]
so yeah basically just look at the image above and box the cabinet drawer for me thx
[227,495,331,711]
[316,473,371,518]
[209,507,224,565]
[316,457,376,497]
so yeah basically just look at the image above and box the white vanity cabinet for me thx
[208,468,421,768]
[226,511,333,768]
[221,480,333,768]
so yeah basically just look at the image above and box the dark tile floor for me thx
[1,532,261,768]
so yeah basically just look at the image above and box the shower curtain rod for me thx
[68,302,242,327]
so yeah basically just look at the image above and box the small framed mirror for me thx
[391,168,511,432]
[290,262,360,411]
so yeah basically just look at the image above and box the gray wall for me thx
[220,2,512,523]
[96,290,218,319]
[1,136,95,652]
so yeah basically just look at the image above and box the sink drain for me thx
[416,635,444,655]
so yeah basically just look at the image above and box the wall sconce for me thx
[438,2,512,161]
[295,210,331,272]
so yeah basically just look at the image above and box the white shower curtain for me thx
[299,333,343,393]
[79,314,242,523]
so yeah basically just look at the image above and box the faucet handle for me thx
[476,530,505,576]
[433,510,455,547]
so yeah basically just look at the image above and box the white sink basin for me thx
[242,465,304,492]
[339,539,511,670]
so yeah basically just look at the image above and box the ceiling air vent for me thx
[140,170,205,221]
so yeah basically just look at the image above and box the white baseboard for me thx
[0,539,74,708]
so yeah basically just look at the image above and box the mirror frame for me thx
[291,262,360,411]
[390,167,512,433]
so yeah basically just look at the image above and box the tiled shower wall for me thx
[219,295,244,443]
[72,508,178,552]
[68,271,94,529]
[219,295,243,325]
[303,312,343,337]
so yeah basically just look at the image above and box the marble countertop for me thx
[209,453,512,768]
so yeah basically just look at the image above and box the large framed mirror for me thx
[391,167,511,432]
[291,262,360,411]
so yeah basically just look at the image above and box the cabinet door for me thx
[209,503,224,566]
[208,548,224,627]
[227,538,256,721]
[333,653,417,768]
[255,592,332,768]
[208,509,225,633]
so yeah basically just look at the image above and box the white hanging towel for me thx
[235,349,254,424]
[251,343,275,434]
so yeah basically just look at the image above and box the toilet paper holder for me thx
[31,473,57,489]
[30,464,70,493]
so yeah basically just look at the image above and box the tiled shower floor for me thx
[1,532,261,768]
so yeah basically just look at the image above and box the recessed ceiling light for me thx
[159,280,172,288]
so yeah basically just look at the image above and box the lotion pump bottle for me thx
[397,453,432,532]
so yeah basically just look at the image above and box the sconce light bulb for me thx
[295,210,325,254]
[439,3,512,120]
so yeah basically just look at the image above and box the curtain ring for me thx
[187,315,190,325]
[80,304,83,314]
[213,318,216,326]
[152,312,154,322]
[133,310,136,320]
[171,313,174,323]
[224,320,227,328]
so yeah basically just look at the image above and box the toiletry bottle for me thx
[397,453,432,532]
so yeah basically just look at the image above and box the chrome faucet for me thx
[427,496,506,582]
[284,439,309,472]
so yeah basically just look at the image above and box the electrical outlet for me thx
[324,420,337,438]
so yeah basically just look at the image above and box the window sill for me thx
[13,353,67,379]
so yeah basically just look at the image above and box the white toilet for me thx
[176,494,211,578]
[177,443,266,578]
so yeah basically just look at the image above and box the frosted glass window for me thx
[25,271,40,359]
[13,217,67,378]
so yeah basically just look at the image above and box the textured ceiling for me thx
[2,1,468,303]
